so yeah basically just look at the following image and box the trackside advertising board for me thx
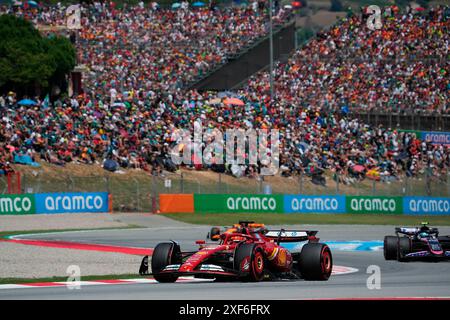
[346,196,403,214]
[284,195,346,213]
[159,194,194,213]
[34,192,109,214]
[194,194,283,213]
[161,194,450,215]
[403,197,450,215]
[0,194,35,215]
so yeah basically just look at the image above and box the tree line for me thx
[0,14,76,97]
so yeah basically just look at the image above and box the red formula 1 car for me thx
[139,221,333,282]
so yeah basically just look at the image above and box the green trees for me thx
[0,14,76,97]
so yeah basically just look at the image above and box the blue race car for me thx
[384,222,450,261]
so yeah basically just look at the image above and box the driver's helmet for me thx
[419,231,429,238]
[230,235,246,242]
[224,227,238,234]
[419,225,430,237]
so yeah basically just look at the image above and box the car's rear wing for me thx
[395,227,439,236]
[264,230,317,243]
[395,227,419,235]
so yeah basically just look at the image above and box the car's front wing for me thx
[404,250,450,259]
[156,264,239,279]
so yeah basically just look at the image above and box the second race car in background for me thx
[384,222,450,261]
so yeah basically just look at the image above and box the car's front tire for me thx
[297,243,333,280]
[234,243,265,282]
[151,242,181,283]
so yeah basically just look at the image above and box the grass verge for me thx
[0,226,149,284]
[162,213,450,226]
[0,274,151,285]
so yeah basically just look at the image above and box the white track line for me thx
[9,226,206,240]
[0,277,213,290]
[332,266,359,275]
[0,267,357,291]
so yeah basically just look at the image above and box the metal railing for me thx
[349,112,450,131]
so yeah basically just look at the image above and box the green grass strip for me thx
[0,225,144,240]
[0,274,151,285]
[162,213,450,226]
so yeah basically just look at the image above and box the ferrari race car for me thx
[384,222,450,261]
[139,221,333,282]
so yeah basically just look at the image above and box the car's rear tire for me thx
[397,237,411,262]
[298,243,333,280]
[151,242,181,283]
[234,243,265,282]
[384,236,398,260]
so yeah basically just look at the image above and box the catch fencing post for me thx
[180,172,184,193]
[447,171,450,197]
[68,175,74,192]
[17,172,21,194]
[108,194,113,213]
[6,172,21,194]
[299,172,303,194]
[151,175,157,214]
[6,173,11,194]
[105,175,110,193]
[18,173,24,194]
[36,170,43,193]
[259,177,264,194]
[403,176,408,196]
[426,166,432,196]
[133,178,140,212]
[335,172,340,194]
[224,178,229,194]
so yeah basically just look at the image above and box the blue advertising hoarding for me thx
[35,192,109,214]
[403,197,450,215]
[284,195,346,213]
[5,191,448,215]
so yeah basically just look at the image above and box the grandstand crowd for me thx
[0,2,449,185]
[245,5,449,114]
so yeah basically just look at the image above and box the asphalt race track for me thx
[1,222,450,300]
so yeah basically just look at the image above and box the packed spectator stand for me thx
[0,2,449,187]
